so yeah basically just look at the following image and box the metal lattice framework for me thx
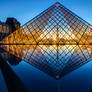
[0,2,92,79]
[0,45,92,79]
[1,2,92,45]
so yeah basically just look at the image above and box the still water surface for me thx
[0,45,92,92]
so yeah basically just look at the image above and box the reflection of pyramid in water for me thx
[1,2,92,44]
[1,2,92,79]
[1,45,92,79]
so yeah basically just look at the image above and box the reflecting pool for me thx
[0,45,92,92]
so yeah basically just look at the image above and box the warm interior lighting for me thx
[0,1,92,45]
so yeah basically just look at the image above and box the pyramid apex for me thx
[55,2,61,6]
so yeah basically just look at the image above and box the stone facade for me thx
[0,18,20,41]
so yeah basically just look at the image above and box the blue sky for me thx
[0,0,92,25]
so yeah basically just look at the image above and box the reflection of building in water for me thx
[0,47,22,65]
[1,45,92,79]
[0,18,20,41]
[0,54,27,92]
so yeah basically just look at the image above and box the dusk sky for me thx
[0,0,92,25]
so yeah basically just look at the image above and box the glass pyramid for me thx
[0,45,92,79]
[1,2,92,45]
[0,2,92,79]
